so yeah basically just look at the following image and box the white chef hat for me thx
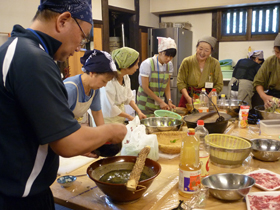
[157,37,177,53]
[249,50,264,59]
[274,33,280,46]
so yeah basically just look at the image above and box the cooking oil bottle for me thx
[178,128,201,198]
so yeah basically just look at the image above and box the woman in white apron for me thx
[64,49,117,127]
[101,47,147,124]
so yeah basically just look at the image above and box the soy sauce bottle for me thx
[92,142,122,157]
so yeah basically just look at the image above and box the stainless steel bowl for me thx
[201,173,255,201]
[217,99,247,117]
[254,105,280,120]
[140,117,183,134]
[251,138,280,161]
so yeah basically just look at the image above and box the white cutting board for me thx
[58,156,94,175]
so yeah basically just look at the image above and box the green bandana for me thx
[112,47,139,69]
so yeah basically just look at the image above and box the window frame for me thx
[217,4,280,42]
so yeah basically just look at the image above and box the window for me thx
[222,9,247,36]
[217,4,280,41]
[251,5,279,34]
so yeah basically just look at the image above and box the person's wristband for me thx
[168,99,172,103]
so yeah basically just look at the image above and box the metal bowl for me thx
[201,173,255,201]
[217,99,247,117]
[251,138,280,161]
[254,105,280,120]
[140,117,183,134]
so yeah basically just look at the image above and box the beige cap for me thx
[274,33,280,46]
[198,36,217,49]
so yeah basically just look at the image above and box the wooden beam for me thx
[101,0,109,52]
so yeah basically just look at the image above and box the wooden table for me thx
[51,123,280,210]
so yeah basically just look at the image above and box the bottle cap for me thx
[188,128,195,135]
[197,120,204,126]
[221,94,225,98]
[212,88,216,92]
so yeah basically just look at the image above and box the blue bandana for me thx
[38,0,92,25]
[80,50,117,73]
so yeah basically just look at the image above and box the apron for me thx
[104,103,126,124]
[267,89,280,98]
[64,81,95,126]
[137,58,169,117]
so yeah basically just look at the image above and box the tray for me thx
[246,169,280,191]
[246,191,280,210]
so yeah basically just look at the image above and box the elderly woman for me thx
[177,36,223,107]
[137,37,177,116]
[101,47,146,124]
[253,33,280,109]
[64,49,117,127]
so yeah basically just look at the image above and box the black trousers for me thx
[0,188,55,210]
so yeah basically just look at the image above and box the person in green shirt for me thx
[177,36,223,107]
[253,33,280,109]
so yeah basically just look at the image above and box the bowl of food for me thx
[201,173,255,201]
[154,110,182,120]
[251,138,280,161]
[155,131,188,154]
[183,112,232,134]
[254,105,280,120]
[57,175,77,188]
[87,156,161,203]
[205,134,252,168]
[141,117,184,134]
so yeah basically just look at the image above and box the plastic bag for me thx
[121,116,159,161]
[239,105,250,128]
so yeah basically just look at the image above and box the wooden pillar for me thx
[102,0,109,52]
[129,0,140,90]
[212,11,219,60]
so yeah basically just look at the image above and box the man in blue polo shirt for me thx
[0,1,127,209]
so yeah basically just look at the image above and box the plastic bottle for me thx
[199,88,209,113]
[248,46,252,58]
[195,120,210,178]
[211,88,218,107]
[219,94,227,114]
[178,128,201,198]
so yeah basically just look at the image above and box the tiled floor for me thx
[55,204,73,210]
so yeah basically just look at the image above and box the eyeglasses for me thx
[73,18,90,47]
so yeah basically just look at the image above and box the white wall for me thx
[139,0,159,28]
[109,0,134,11]
[219,41,274,66]
[150,0,279,14]
[162,13,212,55]
[92,0,102,20]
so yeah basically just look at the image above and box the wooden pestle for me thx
[126,146,151,191]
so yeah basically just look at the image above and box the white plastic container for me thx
[260,120,280,135]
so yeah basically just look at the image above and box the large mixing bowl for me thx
[254,105,280,120]
[87,156,161,203]
[217,99,247,117]
[201,173,255,201]
[140,117,183,134]
[251,138,280,161]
